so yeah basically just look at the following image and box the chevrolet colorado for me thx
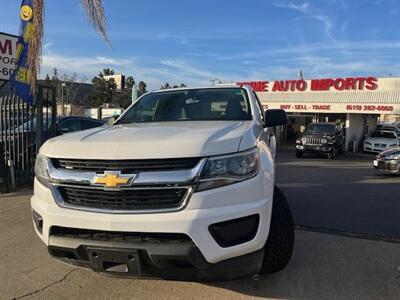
[31,86,294,281]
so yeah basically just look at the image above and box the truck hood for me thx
[40,121,254,159]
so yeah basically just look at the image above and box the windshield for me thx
[371,131,396,139]
[381,127,400,135]
[117,88,252,124]
[305,124,336,134]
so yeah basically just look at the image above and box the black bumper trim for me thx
[48,237,264,281]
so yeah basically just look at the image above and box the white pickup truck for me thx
[31,85,294,281]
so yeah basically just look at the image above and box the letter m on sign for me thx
[0,39,12,55]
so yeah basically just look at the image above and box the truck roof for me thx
[151,84,245,94]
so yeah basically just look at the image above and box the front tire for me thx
[328,146,336,159]
[260,186,294,274]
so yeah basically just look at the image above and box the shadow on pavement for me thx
[208,230,400,300]
[276,149,400,239]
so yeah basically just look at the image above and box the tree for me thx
[44,73,51,85]
[113,76,135,108]
[52,68,58,80]
[161,82,186,89]
[160,82,171,89]
[138,81,147,96]
[87,69,117,107]
[29,0,109,93]
[101,68,114,76]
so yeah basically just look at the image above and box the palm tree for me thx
[29,0,109,94]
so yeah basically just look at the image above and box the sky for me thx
[1,0,400,89]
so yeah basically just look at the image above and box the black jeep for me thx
[296,123,344,159]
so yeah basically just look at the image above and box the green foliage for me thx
[113,76,135,108]
[138,81,147,96]
[87,69,117,107]
[160,82,186,89]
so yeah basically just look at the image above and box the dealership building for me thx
[238,76,400,150]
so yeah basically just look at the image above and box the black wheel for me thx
[260,186,295,274]
[295,150,303,158]
[328,146,336,159]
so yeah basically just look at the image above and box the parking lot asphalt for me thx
[1,192,400,300]
[276,148,400,240]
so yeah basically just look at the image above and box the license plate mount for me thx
[87,247,141,276]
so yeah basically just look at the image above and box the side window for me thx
[58,119,81,132]
[253,92,264,121]
[82,119,104,130]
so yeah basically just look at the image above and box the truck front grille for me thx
[58,186,189,211]
[52,158,200,173]
[50,226,191,242]
[305,137,323,146]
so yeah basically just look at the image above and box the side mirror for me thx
[57,128,69,135]
[264,109,287,127]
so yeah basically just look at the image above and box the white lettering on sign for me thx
[0,32,18,81]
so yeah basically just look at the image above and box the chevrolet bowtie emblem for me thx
[91,171,136,189]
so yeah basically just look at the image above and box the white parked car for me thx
[363,130,399,153]
[31,86,294,281]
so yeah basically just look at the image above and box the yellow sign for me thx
[92,172,134,189]
[20,5,33,21]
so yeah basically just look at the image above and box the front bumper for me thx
[31,170,273,278]
[364,144,389,153]
[373,159,400,174]
[296,144,332,153]
[45,232,264,281]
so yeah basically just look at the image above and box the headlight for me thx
[296,139,302,144]
[365,141,372,145]
[197,148,259,191]
[301,137,307,144]
[321,138,328,144]
[34,154,53,187]
[386,152,400,159]
[389,144,398,147]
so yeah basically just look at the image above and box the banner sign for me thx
[10,0,34,105]
[237,77,379,93]
[262,102,400,115]
[0,32,18,81]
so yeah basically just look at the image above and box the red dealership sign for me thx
[237,77,378,92]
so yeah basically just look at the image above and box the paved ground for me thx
[1,191,400,300]
[276,149,400,239]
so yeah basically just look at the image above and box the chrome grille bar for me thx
[305,137,323,146]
